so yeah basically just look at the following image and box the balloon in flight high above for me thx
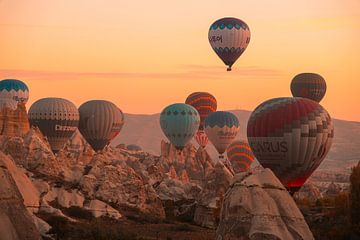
[290,73,327,102]
[0,79,29,104]
[160,103,200,150]
[226,140,255,173]
[28,98,79,153]
[247,97,334,193]
[208,17,251,71]
[78,100,124,151]
[204,111,240,158]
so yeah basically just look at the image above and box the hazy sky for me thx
[0,0,359,121]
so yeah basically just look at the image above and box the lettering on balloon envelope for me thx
[248,137,288,161]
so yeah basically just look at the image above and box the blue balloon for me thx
[160,103,200,150]
[0,79,29,104]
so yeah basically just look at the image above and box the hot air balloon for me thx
[78,100,124,151]
[185,92,217,130]
[195,130,209,148]
[208,17,251,71]
[0,79,29,104]
[291,73,326,102]
[28,98,79,153]
[0,98,18,111]
[247,97,334,194]
[160,103,200,150]
[204,111,240,158]
[226,140,255,173]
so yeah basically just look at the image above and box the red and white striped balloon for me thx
[195,130,209,148]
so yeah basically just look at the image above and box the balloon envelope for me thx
[0,79,29,104]
[204,111,240,155]
[247,97,334,193]
[226,140,255,173]
[160,103,200,150]
[208,17,251,71]
[291,73,326,102]
[28,98,79,153]
[195,130,209,148]
[185,92,217,130]
[78,100,124,151]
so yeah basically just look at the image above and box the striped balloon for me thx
[291,73,326,102]
[0,79,29,104]
[160,103,200,150]
[78,100,124,151]
[185,92,217,130]
[195,130,209,148]
[208,17,251,71]
[204,111,240,157]
[247,97,334,193]
[226,140,254,173]
[28,98,79,153]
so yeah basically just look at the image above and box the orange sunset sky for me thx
[0,0,359,121]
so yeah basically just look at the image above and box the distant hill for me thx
[112,110,360,171]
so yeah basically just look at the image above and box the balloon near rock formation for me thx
[78,100,124,151]
[226,140,255,173]
[247,97,334,193]
[28,98,79,153]
[291,73,327,102]
[194,130,209,148]
[208,17,251,71]
[204,111,240,158]
[0,79,29,104]
[160,103,200,150]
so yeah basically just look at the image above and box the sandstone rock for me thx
[216,168,314,240]
[194,161,234,228]
[84,199,122,219]
[0,103,29,137]
[0,152,41,239]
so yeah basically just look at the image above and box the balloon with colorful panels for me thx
[28,98,79,153]
[226,140,255,173]
[0,79,29,104]
[291,73,326,102]
[194,130,209,148]
[247,97,334,194]
[204,111,240,158]
[160,103,200,150]
[78,100,124,151]
[208,17,251,71]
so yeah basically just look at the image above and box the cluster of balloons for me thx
[160,72,332,194]
[0,79,125,153]
[160,92,254,173]
[247,73,333,193]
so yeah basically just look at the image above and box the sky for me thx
[0,0,359,121]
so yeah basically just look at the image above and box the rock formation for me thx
[0,103,30,137]
[0,152,41,240]
[216,168,314,240]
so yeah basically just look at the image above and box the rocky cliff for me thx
[0,103,29,137]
